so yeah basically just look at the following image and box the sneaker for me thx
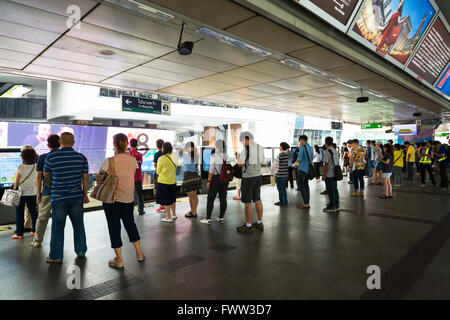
[232,196,241,201]
[320,190,328,195]
[30,232,35,236]
[139,211,146,215]
[30,241,41,248]
[252,221,264,231]
[217,218,224,224]
[161,218,173,223]
[274,201,281,206]
[156,206,165,212]
[11,235,24,240]
[46,257,62,264]
[324,208,336,213]
[237,224,253,233]
[359,192,364,196]
[200,219,211,225]
[350,192,359,196]
[172,216,178,220]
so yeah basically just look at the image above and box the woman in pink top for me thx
[101,133,144,269]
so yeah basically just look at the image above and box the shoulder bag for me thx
[90,157,119,204]
[303,146,316,180]
[328,150,343,181]
[1,164,35,207]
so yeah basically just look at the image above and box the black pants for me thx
[406,162,414,180]
[420,163,436,186]
[206,175,228,219]
[313,162,321,180]
[103,202,140,249]
[288,166,295,188]
[439,163,448,188]
[15,195,38,236]
[134,181,145,213]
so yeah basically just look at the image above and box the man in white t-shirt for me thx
[236,131,264,233]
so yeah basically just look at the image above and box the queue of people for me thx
[7,130,449,267]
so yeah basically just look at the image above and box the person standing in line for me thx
[20,145,36,233]
[366,140,373,178]
[12,148,38,240]
[201,139,230,225]
[369,141,379,185]
[44,132,89,263]
[292,146,300,190]
[233,151,242,200]
[157,142,178,223]
[346,140,354,184]
[313,145,322,183]
[349,139,366,196]
[153,139,165,213]
[128,138,146,215]
[101,134,144,269]
[274,142,290,206]
[31,134,60,247]
[392,144,404,187]
[236,132,264,233]
[322,137,340,213]
[296,135,314,209]
[434,140,448,190]
[418,141,436,187]
[342,142,350,177]
[285,146,294,189]
[379,144,394,199]
[181,142,201,218]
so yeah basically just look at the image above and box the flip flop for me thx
[185,212,198,218]
[108,258,124,269]
[297,204,310,209]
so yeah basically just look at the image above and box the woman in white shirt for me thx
[200,140,230,225]
[313,145,322,182]
[12,148,38,240]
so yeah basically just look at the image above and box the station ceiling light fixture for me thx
[280,59,328,77]
[196,27,272,57]
[0,84,33,98]
[328,77,360,89]
[366,90,385,98]
[105,0,174,21]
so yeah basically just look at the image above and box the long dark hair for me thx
[314,145,319,153]
[185,141,196,162]
[384,144,393,155]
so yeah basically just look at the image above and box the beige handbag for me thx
[90,157,119,203]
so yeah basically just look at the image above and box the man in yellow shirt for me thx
[404,141,415,180]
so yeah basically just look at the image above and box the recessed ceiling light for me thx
[99,49,115,56]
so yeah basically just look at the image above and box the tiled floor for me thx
[0,175,448,300]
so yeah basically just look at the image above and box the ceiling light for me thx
[196,27,272,57]
[0,85,33,98]
[105,0,174,21]
[99,49,115,56]
[280,59,328,77]
[366,90,385,98]
[329,77,360,89]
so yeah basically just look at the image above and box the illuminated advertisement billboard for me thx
[349,0,437,67]
[435,65,450,99]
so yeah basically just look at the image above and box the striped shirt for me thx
[276,151,289,177]
[43,147,89,204]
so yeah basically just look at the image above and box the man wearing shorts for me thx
[236,132,264,233]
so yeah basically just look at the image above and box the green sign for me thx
[436,133,449,137]
[361,123,382,129]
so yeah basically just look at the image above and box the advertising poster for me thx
[350,0,436,65]
[435,65,450,99]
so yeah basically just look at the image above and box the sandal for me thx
[379,195,389,199]
[297,204,310,209]
[185,212,198,218]
[137,255,145,262]
[108,258,124,269]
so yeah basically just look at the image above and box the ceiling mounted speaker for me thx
[356,88,369,103]
[177,23,194,56]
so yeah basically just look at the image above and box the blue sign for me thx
[122,95,171,115]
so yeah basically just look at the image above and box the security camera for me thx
[178,23,194,56]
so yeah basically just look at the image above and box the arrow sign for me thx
[121,95,171,115]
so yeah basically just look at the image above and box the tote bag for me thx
[90,157,119,204]
[1,164,35,207]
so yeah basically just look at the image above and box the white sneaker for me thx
[200,219,211,225]
[161,218,173,223]
[217,218,224,223]
[172,216,178,220]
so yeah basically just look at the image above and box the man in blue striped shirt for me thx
[43,132,90,263]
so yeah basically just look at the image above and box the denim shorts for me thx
[382,172,392,178]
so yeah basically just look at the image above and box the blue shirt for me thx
[183,152,198,173]
[297,143,314,174]
[438,145,449,165]
[36,149,57,196]
[44,148,89,204]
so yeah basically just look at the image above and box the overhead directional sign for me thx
[361,123,382,129]
[122,95,171,115]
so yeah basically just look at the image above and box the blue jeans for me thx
[353,169,365,192]
[49,198,87,260]
[298,170,310,205]
[325,178,339,209]
[367,160,374,177]
[275,176,288,205]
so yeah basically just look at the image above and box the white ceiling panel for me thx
[232,87,272,97]
[32,57,117,77]
[202,73,260,87]
[245,60,305,79]
[160,83,225,97]
[0,19,59,46]
[111,72,180,89]
[67,22,174,58]
[43,47,136,71]
[0,58,27,69]
[293,75,335,88]
[0,48,35,64]
[84,3,200,47]
[103,78,159,91]
[193,38,264,66]
[1,1,69,33]
[143,59,214,77]
[128,66,198,82]
[163,52,236,72]
[221,68,280,83]
[248,84,292,95]
[0,35,46,55]
[53,36,154,64]
[10,0,99,17]
[24,64,105,82]
[268,79,313,91]
[185,78,241,92]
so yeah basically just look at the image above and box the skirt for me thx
[157,183,177,206]
[181,171,202,193]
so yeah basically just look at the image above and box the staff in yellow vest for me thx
[418,141,436,187]
[433,141,448,190]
